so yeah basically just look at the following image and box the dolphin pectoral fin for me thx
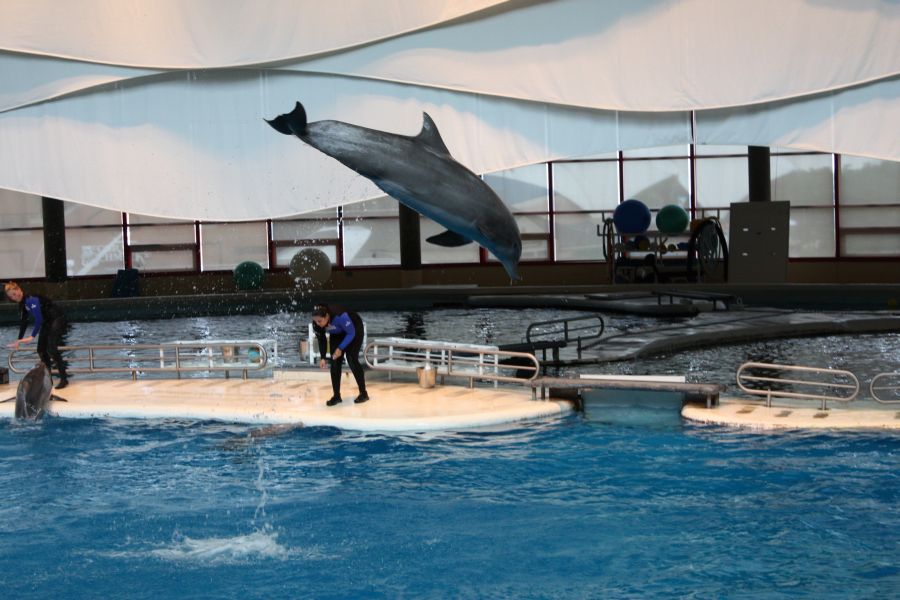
[50,395,68,403]
[416,113,451,155]
[266,102,308,137]
[426,229,473,247]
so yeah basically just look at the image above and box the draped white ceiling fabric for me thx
[0,0,897,220]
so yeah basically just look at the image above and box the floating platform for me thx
[682,398,900,430]
[0,370,572,432]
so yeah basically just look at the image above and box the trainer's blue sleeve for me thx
[334,313,356,350]
[25,296,42,338]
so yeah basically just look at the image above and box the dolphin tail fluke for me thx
[426,229,472,247]
[266,102,308,137]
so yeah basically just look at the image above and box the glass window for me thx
[65,202,121,227]
[200,222,268,271]
[622,158,690,210]
[695,144,748,156]
[771,153,833,206]
[272,219,339,241]
[130,250,195,271]
[0,190,42,229]
[275,245,337,265]
[840,156,900,206]
[552,161,619,212]
[483,164,548,213]
[622,145,689,158]
[420,218,480,265]
[343,218,400,266]
[128,223,195,245]
[0,230,44,278]
[695,156,749,210]
[66,227,124,276]
[789,207,835,258]
[343,196,398,218]
[555,213,608,261]
[841,233,900,257]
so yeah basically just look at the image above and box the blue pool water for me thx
[1,310,899,598]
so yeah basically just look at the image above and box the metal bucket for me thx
[417,365,436,389]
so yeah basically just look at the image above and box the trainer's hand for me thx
[7,336,33,349]
[332,348,343,360]
[319,359,327,369]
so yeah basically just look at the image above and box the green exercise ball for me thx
[289,248,332,289]
[656,204,690,235]
[233,261,265,290]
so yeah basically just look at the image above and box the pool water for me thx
[1,309,899,598]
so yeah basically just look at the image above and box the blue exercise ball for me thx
[613,199,651,234]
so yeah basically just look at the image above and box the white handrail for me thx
[736,361,860,410]
[8,340,270,380]
[870,372,900,404]
[363,337,540,388]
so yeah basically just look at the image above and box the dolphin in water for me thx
[266,102,522,280]
[1,363,67,420]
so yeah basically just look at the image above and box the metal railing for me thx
[8,340,270,380]
[364,337,541,388]
[525,315,605,359]
[736,361,860,410]
[870,372,900,404]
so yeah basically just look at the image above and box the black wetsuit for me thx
[18,294,69,381]
[313,305,367,399]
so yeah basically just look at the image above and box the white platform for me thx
[682,398,900,430]
[0,370,572,432]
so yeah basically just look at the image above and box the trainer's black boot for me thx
[55,376,69,390]
[326,396,342,406]
[354,392,370,404]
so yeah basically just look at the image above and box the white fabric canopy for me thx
[0,0,897,220]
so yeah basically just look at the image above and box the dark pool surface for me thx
[1,309,898,598]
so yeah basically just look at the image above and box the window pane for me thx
[484,164,548,212]
[66,227,123,276]
[789,207,834,257]
[842,233,900,256]
[696,156,749,209]
[622,158,690,210]
[272,219,338,241]
[553,161,619,211]
[771,153,833,206]
[343,218,400,266]
[695,144,748,156]
[128,214,192,224]
[131,250,194,271]
[276,245,337,265]
[0,190,42,228]
[0,229,44,278]
[623,145,689,158]
[555,214,607,261]
[421,217,479,265]
[201,222,267,271]
[840,206,900,229]
[343,196,398,218]
[66,202,120,227]
[128,224,195,245]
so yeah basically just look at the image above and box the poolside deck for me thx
[682,398,900,430]
[0,370,572,432]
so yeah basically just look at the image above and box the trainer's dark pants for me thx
[330,334,366,398]
[37,316,68,379]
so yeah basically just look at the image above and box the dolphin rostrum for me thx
[0,363,67,420]
[266,102,522,280]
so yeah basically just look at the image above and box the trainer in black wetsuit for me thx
[4,282,70,389]
[311,304,369,407]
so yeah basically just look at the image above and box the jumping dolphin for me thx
[0,363,67,420]
[266,102,522,280]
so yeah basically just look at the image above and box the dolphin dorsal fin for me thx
[416,113,450,155]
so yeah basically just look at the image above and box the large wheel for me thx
[687,219,729,282]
